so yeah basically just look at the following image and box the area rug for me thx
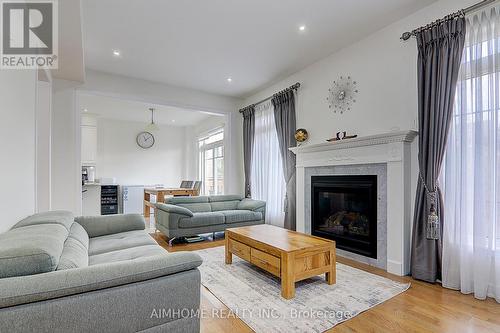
[195,246,410,333]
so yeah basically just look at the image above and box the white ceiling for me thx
[79,93,219,127]
[82,0,436,98]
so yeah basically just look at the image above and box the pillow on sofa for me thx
[0,224,68,278]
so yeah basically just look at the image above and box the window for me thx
[440,9,500,301]
[250,101,286,227]
[198,129,224,195]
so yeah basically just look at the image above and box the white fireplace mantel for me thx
[290,130,418,276]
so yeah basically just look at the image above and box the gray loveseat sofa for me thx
[155,195,265,241]
[0,211,202,333]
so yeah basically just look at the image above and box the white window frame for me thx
[198,128,224,196]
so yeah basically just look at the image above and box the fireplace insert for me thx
[311,175,377,258]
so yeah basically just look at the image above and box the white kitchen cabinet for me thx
[81,125,97,165]
[82,184,101,216]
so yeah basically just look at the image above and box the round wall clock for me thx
[136,131,155,149]
[327,76,359,114]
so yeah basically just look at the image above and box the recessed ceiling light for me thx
[171,119,176,123]
[227,77,232,83]
[112,49,121,57]
[299,25,306,31]
[83,108,88,112]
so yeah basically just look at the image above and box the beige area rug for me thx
[195,246,409,333]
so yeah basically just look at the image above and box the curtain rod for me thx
[239,82,300,113]
[400,0,496,41]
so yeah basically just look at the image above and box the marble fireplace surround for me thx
[290,130,418,276]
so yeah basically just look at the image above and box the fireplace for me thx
[311,175,377,259]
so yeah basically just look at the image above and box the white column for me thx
[296,166,306,233]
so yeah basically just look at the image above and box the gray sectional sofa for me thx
[155,195,266,241]
[0,211,202,333]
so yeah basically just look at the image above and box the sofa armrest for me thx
[238,198,266,211]
[155,203,194,217]
[0,252,202,309]
[75,214,146,238]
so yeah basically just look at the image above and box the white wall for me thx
[51,81,81,214]
[243,0,476,142]
[225,111,244,195]
[240,0,477,215]
[0,70,37,232]
[36,80,52,212]
[96,118,186,186]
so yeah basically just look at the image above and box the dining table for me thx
[143,187,199,218]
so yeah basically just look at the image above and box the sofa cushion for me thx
[57,237,89,270]
[210,200,240,212]
[0,224,68,278]
[68,222,89,249]
[176,203,212,213]
[56,222,89,270]
[208,195,244,202]
[89,245,166,265]
[165,196,212,213]
[237,199,266,211]
[221,210,263,224]
[165,196,209,204]
[75,214,145,238]
[12,211,74,231]
[88,230,158,256]
[178,212,225,228]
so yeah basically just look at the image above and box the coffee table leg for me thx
[281,253,295,299]
[225,234,232,264]
[325,248,336,285]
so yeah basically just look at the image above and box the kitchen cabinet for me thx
[82,184,100,216]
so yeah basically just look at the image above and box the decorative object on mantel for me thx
[327,76,358,114]
[326,131,358,142]
[294,128,309,146]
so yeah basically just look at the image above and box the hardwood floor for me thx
[150,232,500,333]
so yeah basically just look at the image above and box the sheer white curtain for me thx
[250,101,286,227]
[442,7,500,302]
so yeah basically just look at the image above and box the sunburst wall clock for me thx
[327,76,359,114]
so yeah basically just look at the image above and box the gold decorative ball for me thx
[295,128,309,143]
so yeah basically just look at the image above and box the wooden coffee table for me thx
[225,224,336,299]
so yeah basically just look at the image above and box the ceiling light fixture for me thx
[145,108,159,132]
[171,119,176,123]
[83,108,88,112]
[227,77,232,83]
[299,25,306,31]
[112,49,121,57]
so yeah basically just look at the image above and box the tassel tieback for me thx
[419,173,440,240]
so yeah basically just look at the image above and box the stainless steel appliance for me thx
[82,166,96,184]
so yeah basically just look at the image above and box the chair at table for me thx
[180,180,194,189]
[192,181,202,195]
[175,180,194,197]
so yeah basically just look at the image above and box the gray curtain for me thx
[242,106,255,198]
[272,91,297,231]
[411,17,465,282]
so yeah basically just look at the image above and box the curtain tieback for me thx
[283,193,288,213]
[419,172,440,240]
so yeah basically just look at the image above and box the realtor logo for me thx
[1,0,58,69]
